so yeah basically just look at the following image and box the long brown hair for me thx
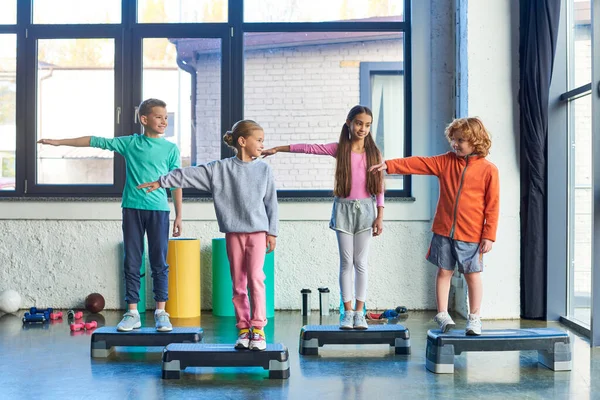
[334,105,383,198]
[223,119,263,153]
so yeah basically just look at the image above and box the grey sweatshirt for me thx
[159,156,278,236]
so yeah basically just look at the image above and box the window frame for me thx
[2,0,412,199]
[359,61,410,198]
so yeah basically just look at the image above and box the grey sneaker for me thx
[434,311,455,333]
[117,311,141,332]
[353,311,368,330]
[340,310,354,330]
[466,314,482,336]
[155,310,173,332]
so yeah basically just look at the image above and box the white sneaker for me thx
[433,311,455,333]
[339,310,354,330]
[466,314,482,336]
[116,311,141,332]
[353,311,368,330]
[235,328,251,350]
[249,328,267,351]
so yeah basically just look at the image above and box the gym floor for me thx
[0,310,597,399]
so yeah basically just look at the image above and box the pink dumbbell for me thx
[70,322,85,332]
[84,321,97,330]
[50,311,63,320]
[67,310,84,320]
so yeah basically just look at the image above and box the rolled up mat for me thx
[212,238,275,318]
[165,238,201,318]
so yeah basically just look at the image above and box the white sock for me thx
[155,308,165,315]
[128,309,139,315]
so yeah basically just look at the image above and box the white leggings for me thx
[336,230,372,303]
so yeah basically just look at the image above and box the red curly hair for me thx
[445,117,492,157]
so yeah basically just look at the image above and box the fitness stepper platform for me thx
[161,343,290,379]
[299,324,411,355]
[90,327,203,358]
[425,328,572,374]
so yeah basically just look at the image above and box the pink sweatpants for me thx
[225,232,267,329]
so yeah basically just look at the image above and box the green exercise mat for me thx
[212,238,274,318]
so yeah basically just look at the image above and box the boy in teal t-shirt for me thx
[38,99,182,332]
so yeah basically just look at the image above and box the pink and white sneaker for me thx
[249,328,267,351]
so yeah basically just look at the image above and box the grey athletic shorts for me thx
[426,233,483,273]
[329,197,376,235]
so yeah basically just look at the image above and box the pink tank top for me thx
[290,143,384,207]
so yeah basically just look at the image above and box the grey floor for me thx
[1,310,599,400]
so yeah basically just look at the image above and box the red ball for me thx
[84,293,105,313]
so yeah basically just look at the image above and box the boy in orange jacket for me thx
[371,117,499,335]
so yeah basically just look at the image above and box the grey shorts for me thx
[329,197,376,235]
[426,233,483,274]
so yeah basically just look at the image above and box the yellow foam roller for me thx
[165,238,201,319]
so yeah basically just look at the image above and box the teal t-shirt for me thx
[90,134,180,211]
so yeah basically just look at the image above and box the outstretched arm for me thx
[137,164,214,193]
[37,136,91,147]
[263,143,338,157]
[370,154,448,176]
[262,145,290,157]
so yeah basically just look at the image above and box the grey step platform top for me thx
[163,343,289,364]
[91,327,204,347]
[300,324,410,342]
[427,328,569,353]
[163,343,288,361]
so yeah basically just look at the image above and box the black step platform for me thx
[299,324,410,355]
[90,327,203,358]
[161,343,290,379]
[426,328,572,374]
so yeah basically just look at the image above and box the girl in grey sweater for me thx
[138,120,278,351]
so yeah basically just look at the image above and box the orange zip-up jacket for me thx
[386,152,499,243]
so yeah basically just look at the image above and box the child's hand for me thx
[37,139,60,146]
[266,235,277,253]
[137,181,161,193]
[369,161,387,173]
[480,239,493,253]
[261,147,278,158]
[173,217,182,237]
[372,217,383,236]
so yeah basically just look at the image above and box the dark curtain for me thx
[519,0,561,319]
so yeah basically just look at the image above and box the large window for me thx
[563,0,592,328]
[137,0,228,23]
[142,37,223,167]
[0,1,16,25]
[36,39,116,185]
[244,0,404,22]
[0,34,16,191]
[244,32,405,193]
[33,0,122,24]
[360,62,405,190]
[2,0,410,198]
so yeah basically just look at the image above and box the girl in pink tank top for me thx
[262,105,384,330]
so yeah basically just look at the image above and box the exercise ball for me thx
[84,293,105,313]
[0,289,21,313]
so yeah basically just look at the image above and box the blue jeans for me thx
[122,208,170,304]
